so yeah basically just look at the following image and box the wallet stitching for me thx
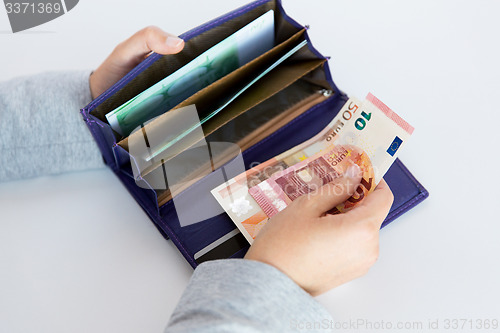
[85,113,120,169]
[395,158,427,193]
[381,159,429,226]
[83,116,103,155]
[151,210,196,266]
[383,191,428,227]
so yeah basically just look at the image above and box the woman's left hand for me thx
[89,26,185,99]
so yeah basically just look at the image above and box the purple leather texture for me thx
[81,0,428,268]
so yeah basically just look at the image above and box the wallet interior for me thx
[89,1,335,207]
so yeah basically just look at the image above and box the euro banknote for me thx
[211,94,414,243]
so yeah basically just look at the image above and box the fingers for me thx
[115,26,184,65]
[344,178,394,228]
[299,164,362,217]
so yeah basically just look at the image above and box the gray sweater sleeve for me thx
[0,71,104,183]
[166,259,334,333]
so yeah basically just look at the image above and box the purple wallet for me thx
[81,0,428,268]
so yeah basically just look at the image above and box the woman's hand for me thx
[245,169,394,296]
[89,26,185,99]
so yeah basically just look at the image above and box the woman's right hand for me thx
[245,172,394,296]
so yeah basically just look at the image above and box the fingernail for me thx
[344,164,361,179]
[166,36,184,48]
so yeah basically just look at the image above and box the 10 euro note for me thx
[250,93,414,222]
[212,94,414,243]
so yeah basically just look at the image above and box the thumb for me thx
[302,164,362,217]
[344,178,394,228]
[117,26,185,63]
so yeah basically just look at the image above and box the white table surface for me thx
[1,1,499,332]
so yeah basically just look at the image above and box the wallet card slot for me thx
[118,43,327,181]
[118,29,308,151]
[131,58,326,197]
[215,77,332,151]
[199,60,326,136]
[170,30,310,120]
[153,72,332,206]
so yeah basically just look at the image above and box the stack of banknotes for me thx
[211,93,414,243]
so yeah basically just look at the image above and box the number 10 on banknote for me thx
[211,94,414,244]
